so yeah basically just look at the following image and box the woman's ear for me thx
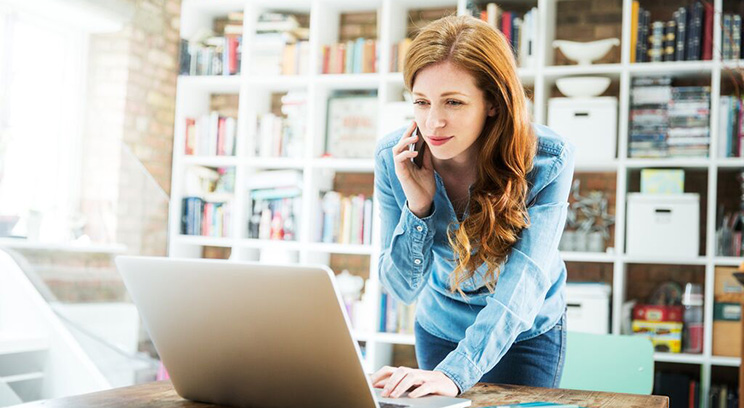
[487,103,496,117]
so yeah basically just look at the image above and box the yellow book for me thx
[630,1,639,63]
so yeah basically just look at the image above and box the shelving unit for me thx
[171,0,744,404]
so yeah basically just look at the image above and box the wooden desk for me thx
[14,380,668,408]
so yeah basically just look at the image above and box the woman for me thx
[370,15,575,399]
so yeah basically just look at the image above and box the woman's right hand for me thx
[393,121,436,218]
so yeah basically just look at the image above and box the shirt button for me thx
[414,259,422,265]
[416,226,423,232]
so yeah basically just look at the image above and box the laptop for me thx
[115,256,471,408]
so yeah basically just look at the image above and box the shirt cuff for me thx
[434,350,483,394]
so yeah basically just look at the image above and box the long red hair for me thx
[403,15,537,294]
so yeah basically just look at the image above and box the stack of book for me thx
[629,78,711,158]
[179,12,243,76]
[667,86,710,158]
[181,167,235,237]
[379,289,416,334]
[321,38,378,74]
[722,13,742,61]
[667,86,710,157]
[181,198,232,237]
[254,90,307,158]
[252,12,310,75]
[629,77,671,158]
[246,170,303,241]
[467,3,537,68]
[184,111,237,156]
[316,191,373,246]
[717,95,744,158]
[631,1,712,63]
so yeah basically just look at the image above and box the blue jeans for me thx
[414,311,566,389]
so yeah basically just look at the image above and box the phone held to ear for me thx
[408,127,425,168]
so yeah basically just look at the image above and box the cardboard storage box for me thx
[714,266,744,303]
[713,320,741,357]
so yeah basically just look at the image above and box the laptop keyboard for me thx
[379,402,411,408]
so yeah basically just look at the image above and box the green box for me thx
[640,169,684,194]
[714,302,741,321]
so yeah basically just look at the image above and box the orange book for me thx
[630,1,639,63]
[282,43,296,75]
[363,39,376,73]
[337,43,347,74]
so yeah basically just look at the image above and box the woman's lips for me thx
[427,136,453,146]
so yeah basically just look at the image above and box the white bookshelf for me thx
[171,0,744,402]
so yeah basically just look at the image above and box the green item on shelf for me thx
[640,169,684,194]
[713,302,741,321]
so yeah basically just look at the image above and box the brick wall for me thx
[339,11,378,42]
[555,0,623,65]
[24,0,182,303]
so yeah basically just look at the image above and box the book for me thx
[702,1,713,60]
[484,403,582,408]
[630,1,639,63]
[675,7,686,61]
[663,20,676,62]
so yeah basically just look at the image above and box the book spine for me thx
[702,1,713,60]
[676,7,686,61]
[664,20,676,62]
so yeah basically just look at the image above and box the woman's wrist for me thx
[410,202,433,219]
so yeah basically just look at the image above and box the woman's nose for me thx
[426,106,446,130]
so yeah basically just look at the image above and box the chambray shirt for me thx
[373,123,575,393]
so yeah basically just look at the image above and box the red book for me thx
[321,45,330,74]
[337,43,346,74]
[480,10,487,21]
[702,2,713,60]
[227,36,239,74]
[688,380,695,408]
[501,11,512,43]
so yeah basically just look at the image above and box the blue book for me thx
[484,403,583,408]
[354,37,364,74]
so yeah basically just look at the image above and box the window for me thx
[0,5,87,241]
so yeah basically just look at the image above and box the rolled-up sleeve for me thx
[374,146,437,304]
[434,144,575,393]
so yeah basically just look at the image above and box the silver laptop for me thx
[115,256,471,408]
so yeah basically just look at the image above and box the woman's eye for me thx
[447,100,463,106]
[413,100,428,106]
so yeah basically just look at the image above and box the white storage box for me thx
[565,283,611,334]
[547,96,617,163]
[626,193,699,257]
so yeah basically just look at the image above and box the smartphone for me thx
[408,127,425,168]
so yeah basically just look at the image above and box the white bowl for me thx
[555,76,611,98]
[552,38,620,65]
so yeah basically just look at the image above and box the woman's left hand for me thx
[369,366,459,398]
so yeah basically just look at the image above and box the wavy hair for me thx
[403,15,537,295]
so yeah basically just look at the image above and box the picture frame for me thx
[325,93,378,159]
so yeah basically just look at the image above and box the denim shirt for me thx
[373,123,575,393]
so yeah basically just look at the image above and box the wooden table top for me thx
[14,380,669,408]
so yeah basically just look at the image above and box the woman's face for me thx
[411,60,495,163]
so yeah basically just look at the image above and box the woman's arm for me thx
[433,142,576,393]
[374,138,437,305]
